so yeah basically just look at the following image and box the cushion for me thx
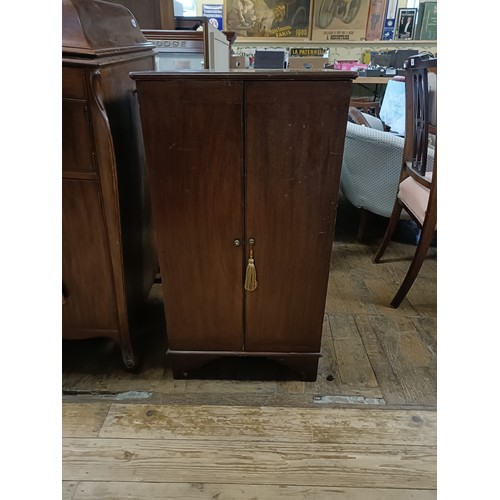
[398,172,433,225]
[341,122,409,219]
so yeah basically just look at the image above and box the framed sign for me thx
[225,0,312,39]
[365,0,389,41]
[203,4,224,30]
[311,0,372,42]
[395,7,417,40]
[382,0,398,40]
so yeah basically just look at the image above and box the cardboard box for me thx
[288,56,328,70]
[230,55,249,69]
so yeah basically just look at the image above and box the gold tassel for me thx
[244,247,258,291]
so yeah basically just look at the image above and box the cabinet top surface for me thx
[130,69,358,82]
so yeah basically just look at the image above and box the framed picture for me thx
[224,0,312,39]
[311,0,372,41]
[395,7,417,40]
[365,0,389,41]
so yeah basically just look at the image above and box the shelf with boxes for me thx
[232,39,436,68]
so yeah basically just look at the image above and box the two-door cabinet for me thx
[132,70,356,380]
[62,0,158,369]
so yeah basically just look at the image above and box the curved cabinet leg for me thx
[120,339,138,371]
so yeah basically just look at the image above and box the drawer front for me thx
[62,98,95,173]
[62,66,87,99]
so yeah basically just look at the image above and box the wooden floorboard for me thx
[327,313,381,395]
[97,404,436,446]
[62,437,436,488]
[62,402,111,437]
[62,481,77,500]
[62,403,436,495]
[67,482,437,500]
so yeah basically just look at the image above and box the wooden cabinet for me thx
[142,24,231,71]
[132,70,355,380]
[62,0,158,369]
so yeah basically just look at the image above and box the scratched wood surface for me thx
[62,402,436,499]
[65,482,437,500]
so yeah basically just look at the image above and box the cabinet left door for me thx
[135,79,245,352]
[62,178,119,333]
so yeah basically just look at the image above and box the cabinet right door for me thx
[244,80,350,353]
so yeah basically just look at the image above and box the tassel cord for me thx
[244,247,258,292]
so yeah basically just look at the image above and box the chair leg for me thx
[356,208,369,242]
[390,220,436,308]
[372,201,403,263]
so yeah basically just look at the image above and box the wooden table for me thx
[354,76,392,85]
[353,76,393,99]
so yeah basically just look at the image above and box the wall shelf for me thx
[232,38,436,64]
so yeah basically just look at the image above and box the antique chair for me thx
[341,110,412,240]
[372,55,437,308]
[350,97,381,118]
[347,106,384,130]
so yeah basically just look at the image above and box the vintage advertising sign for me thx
[225,0,312,38]
[311,0,372,41]
[365,0,388,40]
[382,0,398,40]
[289,47,328,56]
[203,4,224,30]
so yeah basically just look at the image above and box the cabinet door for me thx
[136,79,244,351]
[62,179,119,333]
[244,80,350,353]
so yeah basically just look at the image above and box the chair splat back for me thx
[404,56,437,185]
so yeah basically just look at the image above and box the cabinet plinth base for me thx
[167,350,320,381]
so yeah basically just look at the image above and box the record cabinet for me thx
[132,70,356,379]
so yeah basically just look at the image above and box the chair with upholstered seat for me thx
[341,119,411,240]
[372,55,437,308]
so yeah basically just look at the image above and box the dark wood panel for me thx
[62,66,87,99]
[98,58,158,325]
[62,179,119,333]
[136,80,245,351]
[62,99,95,173]
[244,81,351,352]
